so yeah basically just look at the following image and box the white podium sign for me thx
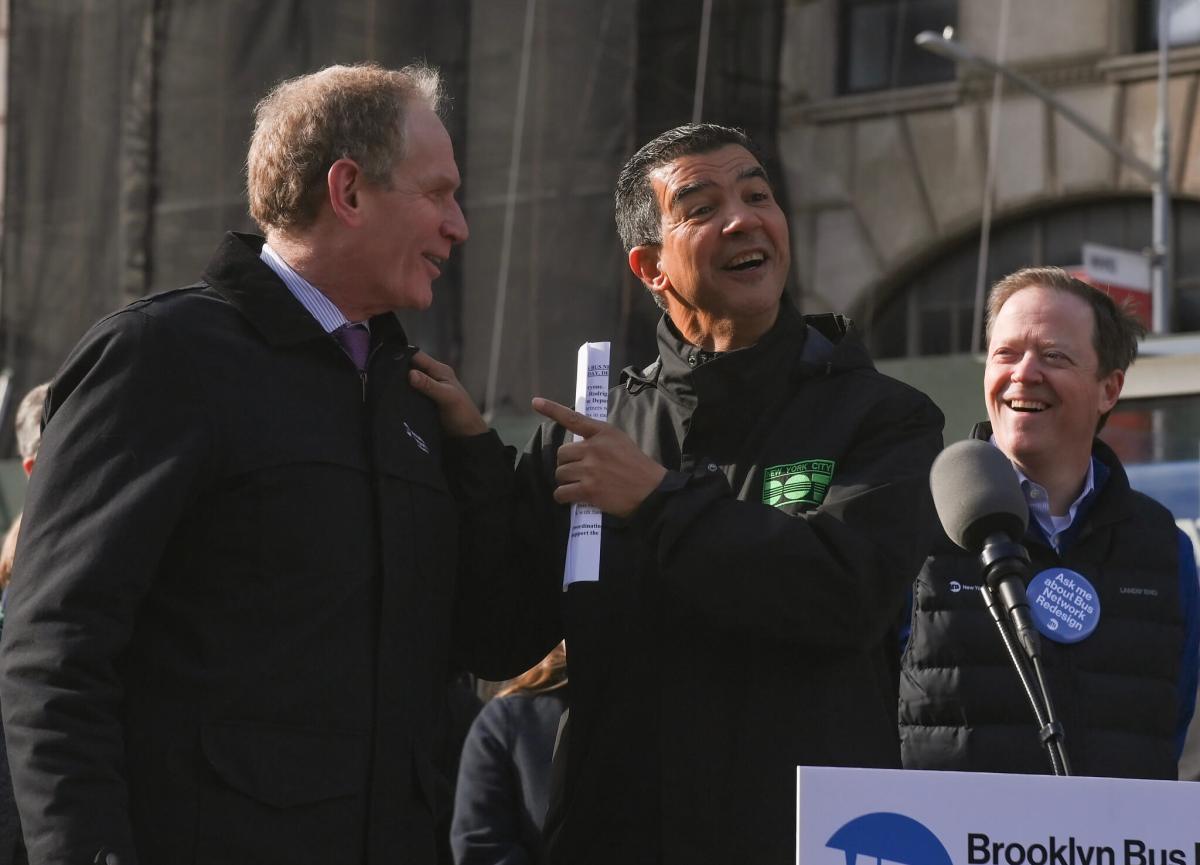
[797,766,1200,865]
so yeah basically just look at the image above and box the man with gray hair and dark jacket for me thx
[0,64,537,865]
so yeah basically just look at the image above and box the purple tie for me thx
[334,323,370,371]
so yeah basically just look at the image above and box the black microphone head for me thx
[929,439,1029,553]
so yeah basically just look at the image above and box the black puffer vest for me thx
[900,428,1184,779]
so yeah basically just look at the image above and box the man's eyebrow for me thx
[670,180,714,209]
[668,166,768,208]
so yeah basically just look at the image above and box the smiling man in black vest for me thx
[900,266,1200,778]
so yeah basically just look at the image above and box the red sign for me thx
[1068,269,1152,329]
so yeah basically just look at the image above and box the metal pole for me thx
[971,0,1011,356]
[692,0,714,123]
[1152,0,1172,334]
[483,0,538,421]
[915,33,1158,181]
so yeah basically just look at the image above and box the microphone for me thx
[929,440,1070,774]
[930,440,1041,660]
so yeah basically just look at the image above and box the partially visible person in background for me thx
[0,523,20,613]
[436,672,483,865]
[0,383,51,599]
[13,384,49,478]
[451,643,567,865]
[0,381,50,865]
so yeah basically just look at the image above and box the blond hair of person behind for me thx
[496,642,567,698]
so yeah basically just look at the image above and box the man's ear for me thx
[327,158,365,227]
[628,245,669,300]
[1099,368,1124,416]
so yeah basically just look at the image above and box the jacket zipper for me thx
[359,339,388,403]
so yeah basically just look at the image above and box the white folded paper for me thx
[563,341,610,589]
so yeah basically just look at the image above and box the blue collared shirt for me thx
[984,435,1102,553]
[259,243,366,333]
[1012,459,1097,554]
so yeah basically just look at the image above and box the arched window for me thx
[861,196,1200,358]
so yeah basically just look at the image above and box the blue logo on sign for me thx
[826,812,952,865]
[1027,568,1100,644]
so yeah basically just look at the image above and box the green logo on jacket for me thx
[762,459,836,508]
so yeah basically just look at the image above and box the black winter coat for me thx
[492,301,944,865]
[0,233,540,865]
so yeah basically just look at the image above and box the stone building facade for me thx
[778,0,1200,354]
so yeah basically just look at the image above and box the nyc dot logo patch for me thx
[762,459,836,508]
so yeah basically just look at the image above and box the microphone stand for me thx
[1028,653,1071,776]
[978,585,1069,775]
[978,537,1072,776]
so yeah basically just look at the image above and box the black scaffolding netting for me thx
[2,0,783,451]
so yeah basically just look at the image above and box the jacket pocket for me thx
[195,721,369,865]
[200,720,368,806]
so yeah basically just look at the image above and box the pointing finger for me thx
[532,397,604,437]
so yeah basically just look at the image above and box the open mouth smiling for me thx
[423,253,446,272]
[1006,399,1049,413]
[723,251,766,272]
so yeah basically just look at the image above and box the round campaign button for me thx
[1026,568,1101,644]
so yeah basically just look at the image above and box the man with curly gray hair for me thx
[0,64,534,865]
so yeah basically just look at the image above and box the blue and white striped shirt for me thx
[259,243,366,333]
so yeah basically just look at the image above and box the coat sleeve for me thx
[449,699,534,865]
[627,385,943,650]
[1175,528,1199,756]
[443,430,565,681]
[0,309,211,865]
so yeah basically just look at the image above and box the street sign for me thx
[1077,243,1152,327]
[1082,242,1151,290]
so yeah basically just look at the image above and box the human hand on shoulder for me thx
[409,351,488,437]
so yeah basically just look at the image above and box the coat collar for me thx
[968,421,1135,542]
[619,296,872,403]
[202,232,406,348]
